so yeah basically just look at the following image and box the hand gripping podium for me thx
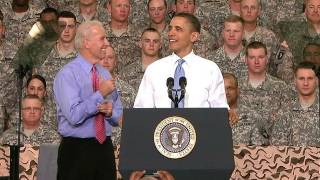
[119,108,234,179]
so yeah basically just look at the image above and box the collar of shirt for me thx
[171,50,196,67]
[293,93,320,112]
[76,54,96,75]
[242,73,272,90]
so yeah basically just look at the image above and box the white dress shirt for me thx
[134,51,229,108]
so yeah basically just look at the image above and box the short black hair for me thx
[303,42,320,58]
[175,0,196,5]
[173,12,201,33]
[141,27,160,38]
[294,61,317,75]
[40,7,58,20]
[148,0,167,8]
[58,11,77,22]
[245,41,267,56]
[26,74,47,89]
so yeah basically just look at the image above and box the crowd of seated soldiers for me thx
[0,0,319,153]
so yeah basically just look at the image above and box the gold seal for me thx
[154,116,196,159]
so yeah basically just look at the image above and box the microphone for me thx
[178,77,187,103]
[179,77,187,89]
[166,77,175,103]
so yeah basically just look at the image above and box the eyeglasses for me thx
[22,107,42,112]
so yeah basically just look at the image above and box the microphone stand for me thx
[10,65,29,180]
[174,90,179,108]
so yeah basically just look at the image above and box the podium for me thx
[119,108,234,179]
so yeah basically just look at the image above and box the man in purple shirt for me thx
[54,20,123,180]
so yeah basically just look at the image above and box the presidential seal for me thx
[154,116,196,159]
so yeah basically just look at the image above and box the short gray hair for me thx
[74,20,105,51]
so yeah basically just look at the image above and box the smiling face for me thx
[84,25,110,63]
[168,16,198,57]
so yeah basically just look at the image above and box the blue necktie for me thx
[173,59,185,108]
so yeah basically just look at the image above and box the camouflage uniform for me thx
[194,1,228,32]
[2,5,42,60]
[162,28,217,58]
[64,3,110,25]
[8,98,57,131]
[111,77,136,149]
[45,0,77,9]
[0,60,18,132]
[130,0,149,28]
[115,77,136,109]
[0,124,61,146]
[104,23,141,73]
[207,1,279,45]
[274,46,295,84]
[33,44,77,129]
[243,26,294,80]
[271,95,320,147]
[118,58,145,94]
[275,0,304,23]
[207,4,231,46]
[238,74,293,145]
[0,44,3,62]
[278,21,320,66]
[208,46,247,79]
[231,104,267,145]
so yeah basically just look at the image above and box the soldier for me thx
[162,0,217,58]
[2,0,43,60]
[240,0,294,83]
[104,0,141,73]
[0,12,16,133]
[0,95,60,146]
[303,42,320,68]
[13,7,60,79]
[206,0,277,47]
[63,0,110,25]
[238,41,292,145]
[271,61,319,147]
[99,46,136,109]
[8,75,58,130]
[33,11,78,130]
[278,0,320,66]
[223,73,264,145]
[99,46,135,179]
[148,0,168,34]
[119,27,162,93]
[209,15,247,79]
[0,10,4,61]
